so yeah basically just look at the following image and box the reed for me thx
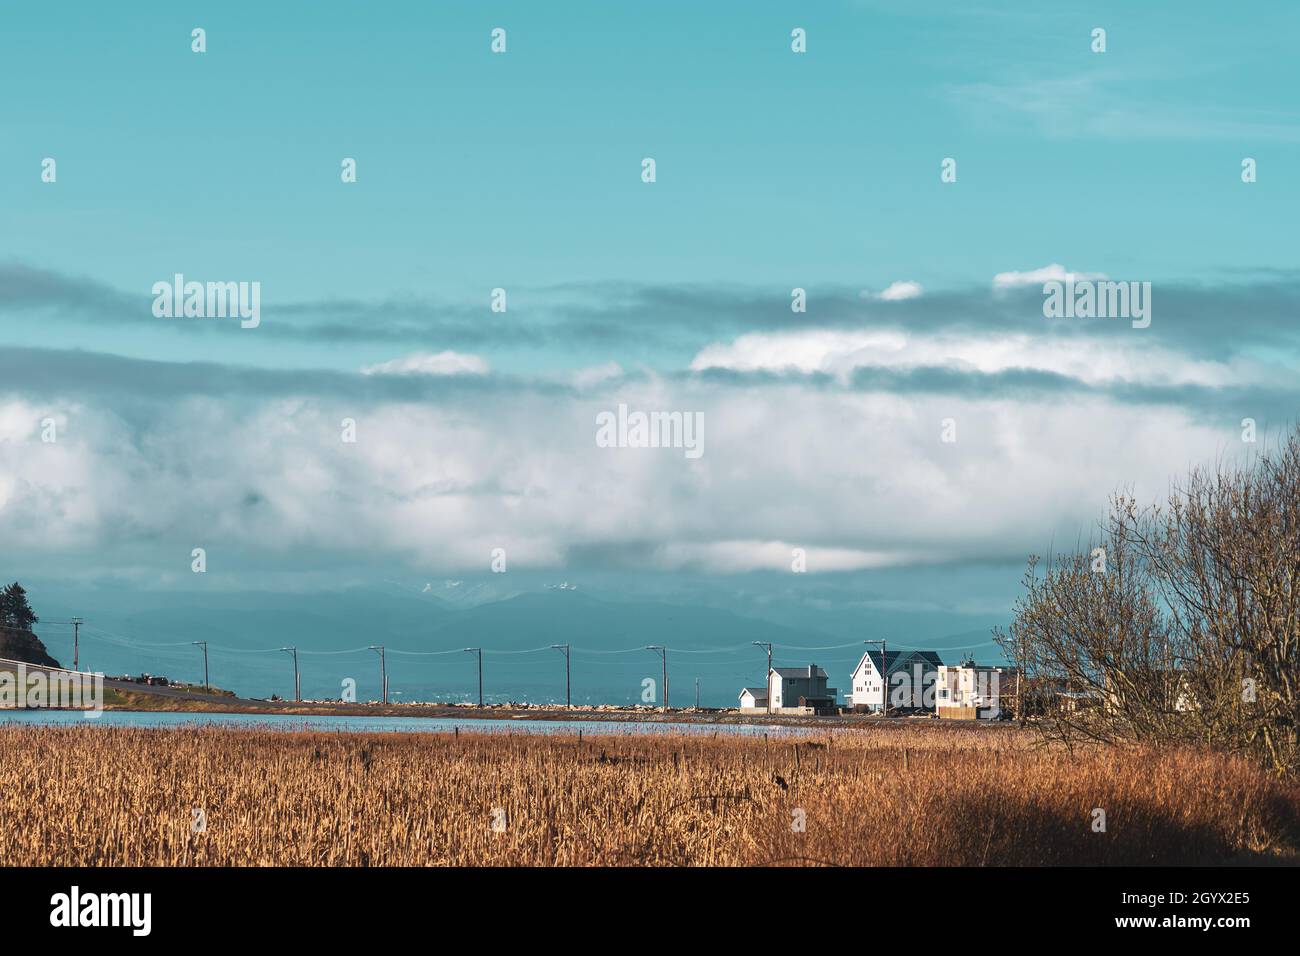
[2,723,1295,866]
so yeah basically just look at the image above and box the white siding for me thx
[738,689,767,709]
[849,656,885,710]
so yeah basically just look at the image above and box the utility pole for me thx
[753,641,773,714]
[1018,630,1026,726]
[280,646,300,702]
[864,639,888,717]
[192,641,209,693]
[368,645,387,704]
[71,617,82,671]
[695,677,700,710]
[551,644,571,709]
[464,648,483,706]
[646,646,667,712]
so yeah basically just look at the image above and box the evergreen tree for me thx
[0,582,39,631]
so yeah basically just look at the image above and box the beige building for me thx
[935,661,1009,719]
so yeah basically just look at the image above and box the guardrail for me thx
[0,656,103,678]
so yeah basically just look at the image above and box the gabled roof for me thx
[852,649,944,678]
[770,665,828,679]
[739,687,768,698]
[852,649,902,677]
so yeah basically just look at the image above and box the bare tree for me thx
[998,428,1300,776]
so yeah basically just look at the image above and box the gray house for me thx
[769,664,838,714]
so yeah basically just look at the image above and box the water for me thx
[0,708,822,737]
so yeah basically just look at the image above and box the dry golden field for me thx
[2,723,1297,866]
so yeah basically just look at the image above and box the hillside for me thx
[0,626,61,668]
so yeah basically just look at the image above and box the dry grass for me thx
[2,723,1297,866]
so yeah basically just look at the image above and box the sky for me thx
[2,2,1299,700]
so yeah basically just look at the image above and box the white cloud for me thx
[0,378,1249,577]
[361,351,489,377]
[873,280,924,301]
[993,264,1107,289]
[571,361,624,388]
[689,327,1259,389]
[654,541,929,573]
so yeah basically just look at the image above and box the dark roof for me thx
[771,665,828,679]
[739,687,768,697]
[857,649,944,676]
[906,650,944,666]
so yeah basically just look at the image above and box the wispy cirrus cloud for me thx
[950,71,1300,142]
[361,351,490,377]
[993,264,1107,289]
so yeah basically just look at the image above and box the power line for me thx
[772,641,864,651]
[78,626,192,648]
[63,627,1004,663]
[386,648,465,657]
[662,645,750,655]
[38,619,1009,709]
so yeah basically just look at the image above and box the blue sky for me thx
[2,2,1299,691]
[4,2,1297,359]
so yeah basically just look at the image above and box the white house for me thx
[848,649,943,712]
[935,661,1008,719]
[738,687,768,712]
[739,665,837,714]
